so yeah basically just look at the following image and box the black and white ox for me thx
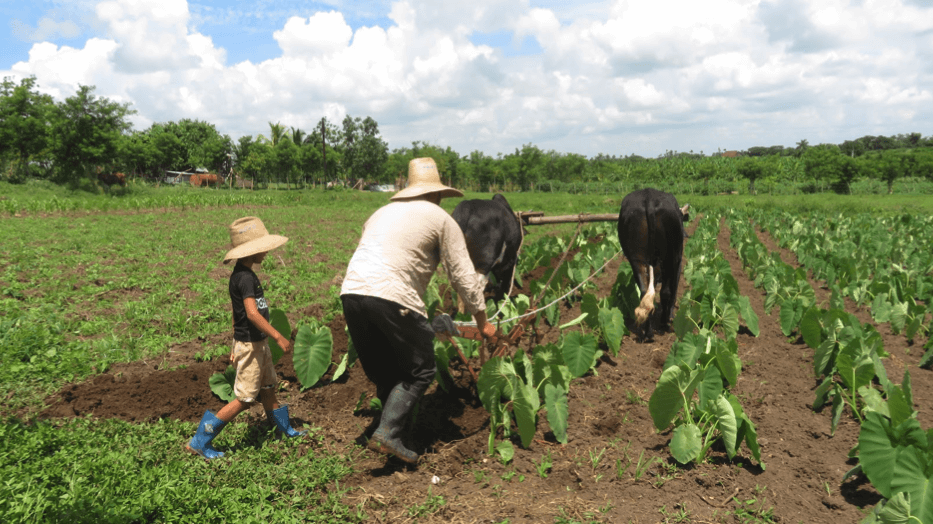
[452,194,523,306]
[617,188,690,340]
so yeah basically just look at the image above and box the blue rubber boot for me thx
[187,410,227,459]
[368,383,419,464]
[269,405,307,438]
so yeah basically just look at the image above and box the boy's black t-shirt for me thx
[230,262,270,342]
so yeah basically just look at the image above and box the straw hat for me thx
[222,217,288,264]
[390,157,463,201]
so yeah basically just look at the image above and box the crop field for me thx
[2,186,933,523]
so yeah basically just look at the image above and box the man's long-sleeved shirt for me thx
[341,200,486,318]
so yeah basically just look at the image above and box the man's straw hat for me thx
[223,217,288,264]
[391,157,463,201]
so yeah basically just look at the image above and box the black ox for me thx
[452,194,523,306]
[617,188,689,340]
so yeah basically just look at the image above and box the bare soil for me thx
[33,216,932,523]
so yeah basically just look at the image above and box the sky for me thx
[2,0,932,158]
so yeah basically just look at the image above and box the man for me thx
[340,157,496,464]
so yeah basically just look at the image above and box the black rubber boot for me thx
[367,383,420,464]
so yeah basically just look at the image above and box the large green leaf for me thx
[799,307,823,349]
[293,324,333,390]
[814,338,837,378]
[728,393,763,468]
[711,394,738,459]
[670,423,702,464]
[512,378,540,448]
[831,384,845,436]
[664,336,701,371]
[859,411,928,499]
[779,300,797,337]
[736,295,760,337]
[597,307,627,357]
[580,293,601,329]
[561,332,599,378]
[859,386,890,418]
[673,302,691,339]
[478,357,517,415]
[720,303,739,338]
[267,308,291,364]
[698,365,722,412]
[874,491,912,524]
[890,447,933,524]
[837,347,875,393]
[813,375,834,410]
[208,365,237,402]
[544,382,568,444]
[649,364,700,431]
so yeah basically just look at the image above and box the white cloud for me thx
[96,0,203,73]
[274,12,353,57]
[2,0,932,157]
[11,17,82,41]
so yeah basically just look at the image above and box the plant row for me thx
[752,208,933,361]
[727,210,933,523]
[649,212,764,468]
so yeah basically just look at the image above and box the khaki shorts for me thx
[232,339,276,403]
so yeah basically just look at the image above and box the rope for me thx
[455,245,625,327]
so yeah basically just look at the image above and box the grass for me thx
[0,416,359,523]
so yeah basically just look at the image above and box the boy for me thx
[187,216,306,460]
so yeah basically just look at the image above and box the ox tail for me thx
[634,265,656,326]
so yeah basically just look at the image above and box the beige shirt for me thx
[341,200,486,318]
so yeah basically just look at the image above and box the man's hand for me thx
[479,321,496,339]
[473,311,497,340]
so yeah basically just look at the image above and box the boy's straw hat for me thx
[391,157,463,201]
[223,217,288,264]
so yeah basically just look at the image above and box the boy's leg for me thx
[216,399,251,423]
[254,342,305,438]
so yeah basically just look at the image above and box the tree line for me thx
[2,76,932,194]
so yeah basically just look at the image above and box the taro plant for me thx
[673,258,760,340]
[803,307,887,434]
[851,371,933,524]
[580,292,627,357]
[648,332,763,468]
[477,342,575,456]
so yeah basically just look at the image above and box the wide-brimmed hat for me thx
[222,217,288,264]
[390,157,463,201]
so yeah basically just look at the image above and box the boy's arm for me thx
[243,297,292,353]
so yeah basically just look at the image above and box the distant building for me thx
[720,151,740,158]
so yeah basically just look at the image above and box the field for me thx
[2,185,932,523]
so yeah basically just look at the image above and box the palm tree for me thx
[795,139,810,157]
[290,127,305,146]
[257,122,286,147]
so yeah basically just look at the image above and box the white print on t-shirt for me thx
[256,296,269,311]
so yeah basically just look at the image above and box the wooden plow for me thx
[436,210,622,382]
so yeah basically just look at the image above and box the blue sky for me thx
[2,0,932,158]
